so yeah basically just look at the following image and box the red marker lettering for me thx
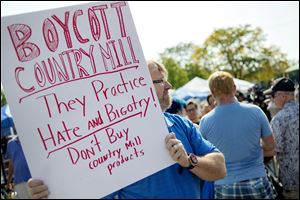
[7,24,40,62]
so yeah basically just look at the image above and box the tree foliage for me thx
[159,42,211,88]
[160,57,189,89]
[159,42,198,66]
[192,24,290,81]
[158,25,293,89]
[1,89,7,106]
[185,63,211,80]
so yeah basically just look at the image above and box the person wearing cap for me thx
[264,77,299,199]
[264,98,280,119]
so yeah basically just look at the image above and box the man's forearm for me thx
[190,152,226,181]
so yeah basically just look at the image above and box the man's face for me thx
[185,104,198,121]
[271,91,292,109]
[270,92,283,109]
[149,66,172,111]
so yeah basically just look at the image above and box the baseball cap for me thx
[263,77,295,95]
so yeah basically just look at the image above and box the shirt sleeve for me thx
[188,120,219,155]
[271,116,285,153]
[199,117,208,139]
[258,107,273,138]
[5,141,12,160]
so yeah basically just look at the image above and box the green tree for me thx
[159,42,211,86]
[160,57,189,89]
[192,24,289,81]
[159,42,198,66]
[1,88,7,106]
[185,63,211,80]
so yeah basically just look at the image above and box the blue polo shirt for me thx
[200,102,272,185]
[106,113,219,199]
[5,136,32,184]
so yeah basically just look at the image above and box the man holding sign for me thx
[28,60,226,199]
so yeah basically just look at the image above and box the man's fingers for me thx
[28,179,44,188]
[165,133,188,164]
[171,143,184,156]
[170,143,178,155]
[166,139,179,151]
[28,179,49,199]
[174,149,182,160]
[165,133,176,143]
[165,133,179,150]
[31,189,49,199]
[30,184,48,194]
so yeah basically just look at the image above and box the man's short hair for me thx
[185,99,198,109]
[147,60,168,76]
[208,71,235,96]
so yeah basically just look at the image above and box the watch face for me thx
[190,154,198,165]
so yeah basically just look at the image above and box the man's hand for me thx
[165,133,189,168]
[6,182,13,191]
[28,179,49,199]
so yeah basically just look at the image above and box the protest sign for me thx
[1,1,174,198]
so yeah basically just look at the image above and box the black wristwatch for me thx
[187,153,198,169]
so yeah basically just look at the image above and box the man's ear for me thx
[233,84,237,94]
[211,90,216,98]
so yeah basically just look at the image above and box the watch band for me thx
[187,153,198,169]
[187,162,195,169]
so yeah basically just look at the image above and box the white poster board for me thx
[1,2,174,198]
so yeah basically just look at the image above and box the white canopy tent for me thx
[172,77,254,100]
[233,78,255,93]
[172,77,210,100]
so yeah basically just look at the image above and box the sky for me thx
[1,1,299,61]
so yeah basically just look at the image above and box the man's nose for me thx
[165,81,172,89]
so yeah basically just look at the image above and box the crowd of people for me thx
[1,60,299,199]
[171,73,299,199]
[169,75,299,199]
